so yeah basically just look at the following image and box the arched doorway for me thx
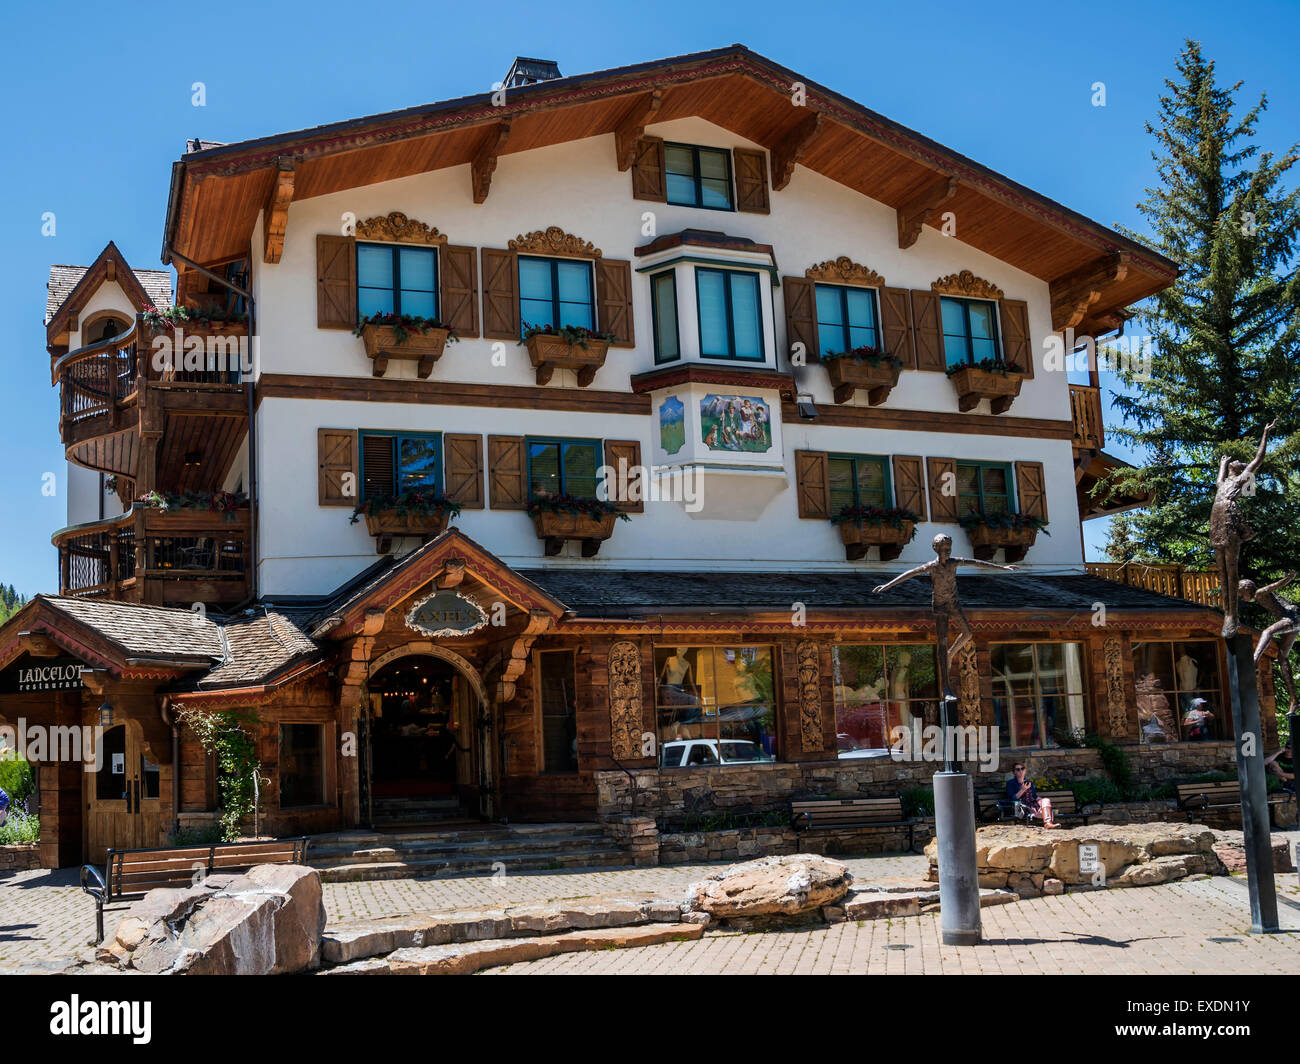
[363,650,487,827]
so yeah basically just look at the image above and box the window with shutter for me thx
[891,455,927,520]
[999,299,1033,377]
[439,245,480,338]
[595,258,635,347]
[733,147,770,214]
[356,243,438,319]
[487,435,527,509]
[664,143,733,210]
[527,438,600,500]
[519,256,594,333]
[794,450,830,519]
[631,136,666,202]
[927,456,958,522]
[956,461,1014,515]
[815,284,880,356]
[316,234,356,329]
[317,429,357,507]
[603,439,643,513]
[443,433,484,509]
[910,290,945,371]
[481,248,519,340]
[782,277,818,362]
[1015,461,1047,520]
[939,297,1001,368]
[827,454,891,513]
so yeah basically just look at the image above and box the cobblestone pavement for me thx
[5,844,1300,974]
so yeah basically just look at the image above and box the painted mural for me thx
[700,394,771,452]
[659,395,685,455]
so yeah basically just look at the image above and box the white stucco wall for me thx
[249,117,1085,599]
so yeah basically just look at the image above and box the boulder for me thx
[100,863,326,975]
[682,854,852,924]
[1209,830,1294,874]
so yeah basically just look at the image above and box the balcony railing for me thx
[54,507,252,606]
[1069,384,1104,452]
[1084,562,1220,608]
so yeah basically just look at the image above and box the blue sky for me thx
[2,0,1297,596]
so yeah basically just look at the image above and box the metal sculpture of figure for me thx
[1212,421,1276,637]
[873,533,1017,696]
[1240,573,1300,711]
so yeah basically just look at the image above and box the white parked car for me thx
[659,739,768,767]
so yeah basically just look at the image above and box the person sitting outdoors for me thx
[1007,762,1059,828]
[1265,747,1295,793]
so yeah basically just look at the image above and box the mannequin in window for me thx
[1175,651,1199,708]
[658,648,699,710]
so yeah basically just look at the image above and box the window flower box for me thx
[959,512,1048,562]
[357,316,453,379]
[947,360,1023,413]
[823,349,902,405]
[523,326,613,387]
[831,505,918,561]
[350,492,460,554]
[528,496,628,556]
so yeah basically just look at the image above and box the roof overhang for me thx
[1079,450,1154,519]
[45,241,154,351]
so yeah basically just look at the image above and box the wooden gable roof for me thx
[45,241,172,349]
[164,45,1176,333]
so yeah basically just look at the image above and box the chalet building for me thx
[3,46,1274,868]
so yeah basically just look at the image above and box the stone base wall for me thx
[595,742,1240,824]
[0,844,41,872]
[659,827,798,865]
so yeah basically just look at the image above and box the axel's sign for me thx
[0,658,84,694]
[404,591,488,639]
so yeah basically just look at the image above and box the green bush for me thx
[1083,733,1136,799]
[0,812,39,844]
[0,756,35,804]
[901,786,935,817]
[168,823,223,847]
[1070,775,1123,806]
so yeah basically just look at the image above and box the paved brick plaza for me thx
[4,843,1299,975]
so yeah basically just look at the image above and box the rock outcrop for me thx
[682,853,852,927]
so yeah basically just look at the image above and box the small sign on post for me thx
[1078,844,1099,874]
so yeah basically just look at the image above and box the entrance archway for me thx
[363,646,489,826]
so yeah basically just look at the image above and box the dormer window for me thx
[815,285,880,356]
[357,243,438,318]
[665,144,733,210]
[696,268,763,361]
[519,256,595,333]
[940,296,1000,368]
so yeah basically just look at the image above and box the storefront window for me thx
[654,646,776,767]
[1131,640,1223,743]
[990,642,1088,747]
[832,644,939,756]
[279,724,325,808]
[538,650,579,773]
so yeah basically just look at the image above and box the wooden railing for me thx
[1069,384,1104,451]
[1084,562,1220,607]
[53,507,252,606]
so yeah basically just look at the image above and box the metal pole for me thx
[1289,707,1299,891]
[934,771,981,945]
[1225,632,1279,932]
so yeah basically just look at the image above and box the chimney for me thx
[502,57,562,89]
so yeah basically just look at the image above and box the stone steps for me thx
[315,848,632,882]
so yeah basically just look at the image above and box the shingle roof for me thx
[199,609,319,687]
[45,264,173,324]
[513,570,1213,618]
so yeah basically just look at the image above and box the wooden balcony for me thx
[53,507,252,607]
[1070,384,1104,452]
[1084,562,1219,608]
[53,316,249,493]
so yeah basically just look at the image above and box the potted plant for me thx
[141,304,250,333]
[136,490,249,520]
[351,490,461,551]
[527,494,629,556]
[958,509,1049,562]
[822,346,903,405]
[354,312,458,379]
[946,357,1024,413]
[521,323,616,387]
[830,504,919,561]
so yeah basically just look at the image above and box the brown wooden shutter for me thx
[1015,461,1048,520]
[316,234,356,329]
[631,136,666,202]
[596,259,635,348]
[603,439,644,513]
[361,434,394,501]
[911,289,945,371]
[999,298,1033,378]
[481,248,519,340]
[782,277,819,361]
[487,435,527,509]
[443,433,484,509]
[794,450,830,518]
[439,245,480,338]
[892,455,927,520]
[880,287,915,369]
[927,456,958,522]
[318,429,357,507]
[733,148,770,213]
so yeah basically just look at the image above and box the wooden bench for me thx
[80,837,309,944]
[976,788,1099,827]
[1175,781,1288,823]
[791,796,916,849]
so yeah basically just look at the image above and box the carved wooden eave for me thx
[495,610,553,702]
[1075,305,1133,340]
[509,227,602,258]
[897,174,958,249]
[355,211,448,246]
[931,270,1004,300]
[805,257,885,287]
[437,559,466,589]
[614,90,662,171]
[262,157,295,264]
[1050,252,1130,331]
[471,120,511,204]
[770,110,823,191]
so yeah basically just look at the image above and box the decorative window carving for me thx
[355,211,447,245]
[509,227,602,259]
[805,257,886,287]
[931,270,1004,300]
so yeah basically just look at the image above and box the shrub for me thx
[0,756,35,804]
[1070,775,1123,806]
[901,786,935,818]
[168,823,223,847]
[0,812,39,844]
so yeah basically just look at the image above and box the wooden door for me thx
[87,724,164,861]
